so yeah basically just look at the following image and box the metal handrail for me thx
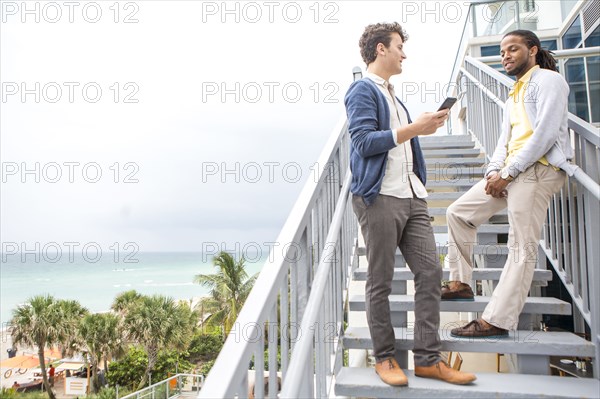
[280,170,352,398]
[460,56,600,200]
[198,109,356,397]
[478,46,600,64]
[447,1,595,95]
[119,373,204,399]
[446,0,523,89]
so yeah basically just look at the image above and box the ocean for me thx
[0,252,267,326]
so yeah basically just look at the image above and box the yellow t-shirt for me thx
[506,65,550,167]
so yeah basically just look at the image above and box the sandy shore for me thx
[1,327,17,362]
[0,327,39,388]
[0,294,207,389]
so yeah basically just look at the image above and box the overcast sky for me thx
[1,0,471,255]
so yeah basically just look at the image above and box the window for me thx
[562,16,582,49]
[480,45,504,75]
[480,45,500,57]
[565,57,590,121]
[540,40,558,51]
[585,27,600,123]
[584,26,600,48]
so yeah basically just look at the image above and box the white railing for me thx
[198,110,358,397]
[119,374,204,399]
[455,56,600,378]
[478,47,600,64]
[280,167,353,399]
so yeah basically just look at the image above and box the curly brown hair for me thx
[359,22,408,66]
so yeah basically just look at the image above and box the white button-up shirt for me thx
[365,72,428,199]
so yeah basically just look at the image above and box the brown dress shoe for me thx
[374,357,408,386]
[441,281,474,301]
[450,319,509,338]
[415,360,476,385]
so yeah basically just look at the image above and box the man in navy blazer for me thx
[345,22,476,386]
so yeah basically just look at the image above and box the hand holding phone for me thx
[438,97,457,111]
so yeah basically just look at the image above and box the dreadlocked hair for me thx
[503,29,557,72]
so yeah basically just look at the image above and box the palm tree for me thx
[10,295,88,399]
[111,290,143,314]
[58,299,89,357]
[194,251,258,337]
[122,294,197,390]
[79,313,124,393]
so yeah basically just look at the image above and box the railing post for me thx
[584,142,600,379]
[295,229,312,333]
[268,302,278,399]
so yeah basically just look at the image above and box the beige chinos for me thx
[446,162,566,330]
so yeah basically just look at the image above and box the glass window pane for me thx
[540,40,557,51]
[562,16,582,49]
[560,0,579,21]
[584,26,600,48]
[481,45,501,57]
[586,56,600,123]
[565,57,590,121]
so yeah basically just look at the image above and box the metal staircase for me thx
[198,2,599,397]
[198,104,599,399]
[334,135,600,398]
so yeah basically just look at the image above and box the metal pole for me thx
[514,0,521,29]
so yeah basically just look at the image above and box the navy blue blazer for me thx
[344,77,427,206]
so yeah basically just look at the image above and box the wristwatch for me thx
[500,169,514,182]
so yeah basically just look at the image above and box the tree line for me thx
[8,251,257,398]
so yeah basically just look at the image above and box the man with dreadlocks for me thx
[444,30,577,338]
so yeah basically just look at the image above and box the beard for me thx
[506,61,529,77]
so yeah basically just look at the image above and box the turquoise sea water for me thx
[0,252,266,326]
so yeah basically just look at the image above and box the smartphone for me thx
[438,97,457,111]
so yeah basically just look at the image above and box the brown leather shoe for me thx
[451,319,509,338]
[374,357,408,386]
[441,281,474,301]
[415,360,476,385]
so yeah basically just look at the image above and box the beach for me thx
[0,251,266,389]
[1,252,266,326]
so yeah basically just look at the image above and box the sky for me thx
[0,0,472,258]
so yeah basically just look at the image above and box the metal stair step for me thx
[420,142,476,150]
[335,367,600,399]
[425,157,486,166]
[432,223,509,234]
[342,327,595,357]
[426,178,483,188]
[423,148,483,157]
[353,267,551,282]
[348,295,572,315]
[419,135,474,143]
[427,169,485,179]
[427,192,471,201]
[429,207,508,216]
[356,245,510,258]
